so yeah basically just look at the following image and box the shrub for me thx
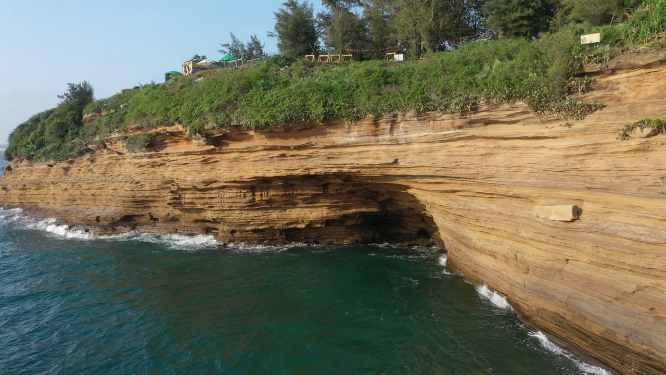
[617,118,666,140]
[125,133,156,153]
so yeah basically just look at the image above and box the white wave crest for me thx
[224,241,300,254]
[529,331,612,375]
[37,219,94,239]
[97,232,220,251]
[0,207,218,249]
[0,207,23,220]
[0,207,303,252]
[475,284,512,310]
[136,233,220,250]
[438,253,453,275]
[0,208,94,240]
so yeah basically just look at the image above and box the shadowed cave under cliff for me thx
[109,174,443,247]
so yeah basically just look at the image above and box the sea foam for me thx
[438,253,453,275]
[33,218,94,239]
[475,284,513,310]
[0,207,219,249]
[438,254,447,267]
[529,331,612,375]
[100,232,220,251]
[0,207,310,252]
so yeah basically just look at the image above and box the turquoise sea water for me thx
[0,155,610,375]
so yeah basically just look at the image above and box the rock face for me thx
[534,205,581,222]
[2,54,666,375]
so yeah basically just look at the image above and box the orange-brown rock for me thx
[2,54,666,375]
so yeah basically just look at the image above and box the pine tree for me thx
[245,35,266,60]
[270,0,321,58]
[219,32,246,58]
[318,4,371,54]
[558,0,642,27]
[464,0,488,34]
[484,0,556,38]
[362,0,397,58]
[318,0,368,54]
[389,0,472,56]
[57,81,94,109]
[219,33,266,60]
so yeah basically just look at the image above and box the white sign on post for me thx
[581,33,601,45]
[394,54,404,62]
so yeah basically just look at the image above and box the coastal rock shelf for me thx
[2,55,666,375]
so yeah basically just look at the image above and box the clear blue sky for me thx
[0,0,324,144]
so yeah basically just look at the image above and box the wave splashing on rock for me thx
[476,284,513,310]
[530,331,612,375]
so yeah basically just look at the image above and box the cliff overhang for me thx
[2,53,666,375]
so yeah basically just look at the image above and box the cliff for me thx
[1,53,666,374]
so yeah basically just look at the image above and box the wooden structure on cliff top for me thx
[306,54,354,63]
[181,59,224,76]
[180,56,266,76]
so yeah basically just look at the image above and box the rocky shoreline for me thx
[1,54,665,375]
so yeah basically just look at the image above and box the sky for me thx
[0,0,324,145]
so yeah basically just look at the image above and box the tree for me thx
[219,32,245,58]
[57,81,94,109]
[558,0,642,27]
[464,0,489,34]
[318,4,370,54]
[484,0,557,38]
[218,33,266,59]
[190,54,207,62]
[245,34,266,59]
[389,0,472,55]
[363,0,397,57]
[270,0,321,57]
[318,0,366,54]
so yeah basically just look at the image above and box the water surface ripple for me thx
[0,210,612,375]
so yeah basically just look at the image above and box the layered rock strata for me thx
[2,54,666,375]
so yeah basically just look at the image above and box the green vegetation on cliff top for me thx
[6,0,666,162]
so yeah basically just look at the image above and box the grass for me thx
[6,0,666,162]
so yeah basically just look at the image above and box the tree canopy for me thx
[270,0,321,58]
[219,33,266,60]
[484,0,557,38]
[57,81,95,110]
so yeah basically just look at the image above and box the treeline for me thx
[262,0,647,58]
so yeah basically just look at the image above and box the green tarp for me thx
[220,55,237,61]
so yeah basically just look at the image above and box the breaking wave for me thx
[0,207,315,252]
[0,208,93,240]
[529,332,612,375]
[0,207,218,250]
[37,219,94,239]
[99,232,220,251]
[438,253,453,275]
[475,284,513,310]
[222,241,302,254]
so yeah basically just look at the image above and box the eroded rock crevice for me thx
[166,174,442,246]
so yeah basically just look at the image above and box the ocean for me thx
[0,154,610,375]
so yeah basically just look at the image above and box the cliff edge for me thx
[1,54,666,374]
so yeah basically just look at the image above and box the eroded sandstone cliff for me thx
[2,53,666,374]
